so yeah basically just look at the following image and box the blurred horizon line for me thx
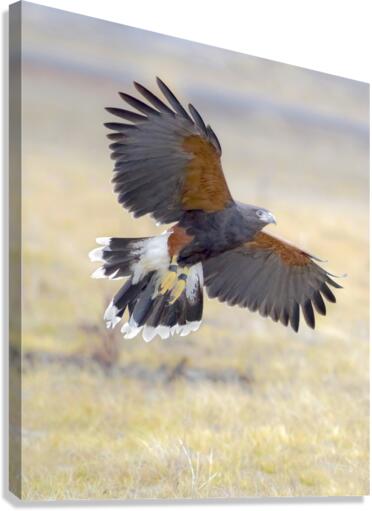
[23,50,369,143]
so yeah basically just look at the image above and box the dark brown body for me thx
[170,203,264,266]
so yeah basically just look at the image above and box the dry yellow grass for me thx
[15,2,369,501]
[20,332,368,500]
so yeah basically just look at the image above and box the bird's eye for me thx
[256,210,264,217]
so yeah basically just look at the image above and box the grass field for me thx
[13,2,369,500]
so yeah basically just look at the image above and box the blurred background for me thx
[17,1,369,499]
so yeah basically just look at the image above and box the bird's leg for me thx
[159,257,189,303]
[169,268,189,304]
[159,256,178,294]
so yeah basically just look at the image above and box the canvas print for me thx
[9,1,369,500]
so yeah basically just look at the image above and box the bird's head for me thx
[237,203,277,230]
[255,207,277,226]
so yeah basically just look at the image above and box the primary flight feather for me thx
[89,77,342,341]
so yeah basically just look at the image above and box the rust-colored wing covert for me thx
[181,135,232,211]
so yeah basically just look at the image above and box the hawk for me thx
[89,78,342,341]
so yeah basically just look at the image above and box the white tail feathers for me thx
[104,301,121,329]
[130,234,170,284]
[119,320,202,342]
[89,234,203,341]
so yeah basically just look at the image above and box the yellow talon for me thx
[169,278,186,304]
[169,267,189,304]
[159,271,178,294]
[159,257,178,294]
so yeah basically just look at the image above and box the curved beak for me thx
[266,212,277,225]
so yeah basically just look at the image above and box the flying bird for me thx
[90,78,342,341]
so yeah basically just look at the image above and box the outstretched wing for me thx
[202,232,342,332]
[105,77,233,224]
